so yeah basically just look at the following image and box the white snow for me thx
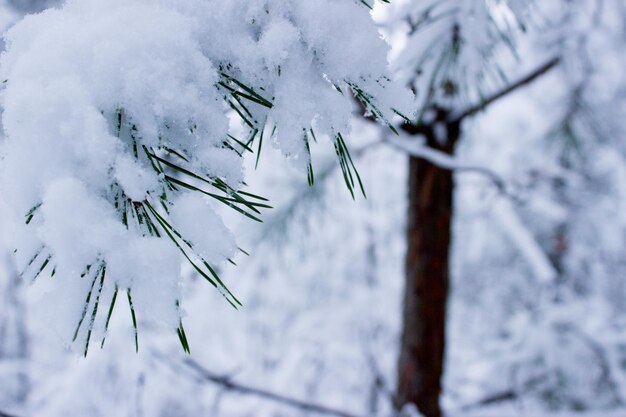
[0,0,415,343]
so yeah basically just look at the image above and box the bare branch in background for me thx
[154,353,366,417]
[450,57,561,124]
[460,374,549,411]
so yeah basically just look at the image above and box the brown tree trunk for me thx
[392,60,556,417]
[396,114,459,417]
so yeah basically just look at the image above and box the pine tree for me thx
[384,0,626,415]
[385,2,557,416]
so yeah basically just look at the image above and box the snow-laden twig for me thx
[493,198,558,284]
[0,0,416,353]
[383,134,558,285]
[383,133,511,197]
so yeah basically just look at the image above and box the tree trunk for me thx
[396,114,459,417]
[392,59,556,417]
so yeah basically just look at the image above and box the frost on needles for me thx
[0,0,414,355]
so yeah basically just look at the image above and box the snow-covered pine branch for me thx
[0,0,414,354]
[386,0,528,113]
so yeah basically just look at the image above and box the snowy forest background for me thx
[1,1,626,417]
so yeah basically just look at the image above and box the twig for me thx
[385,134,559,282]
[0,409,20,417]
[460,374,548,411]
[383,134,515,199]
[492,198,558,283]
[450,57,561,123]
[183,357,365,417]
[154,352,367,417]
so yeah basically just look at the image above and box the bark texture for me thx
[396,112,459,417]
